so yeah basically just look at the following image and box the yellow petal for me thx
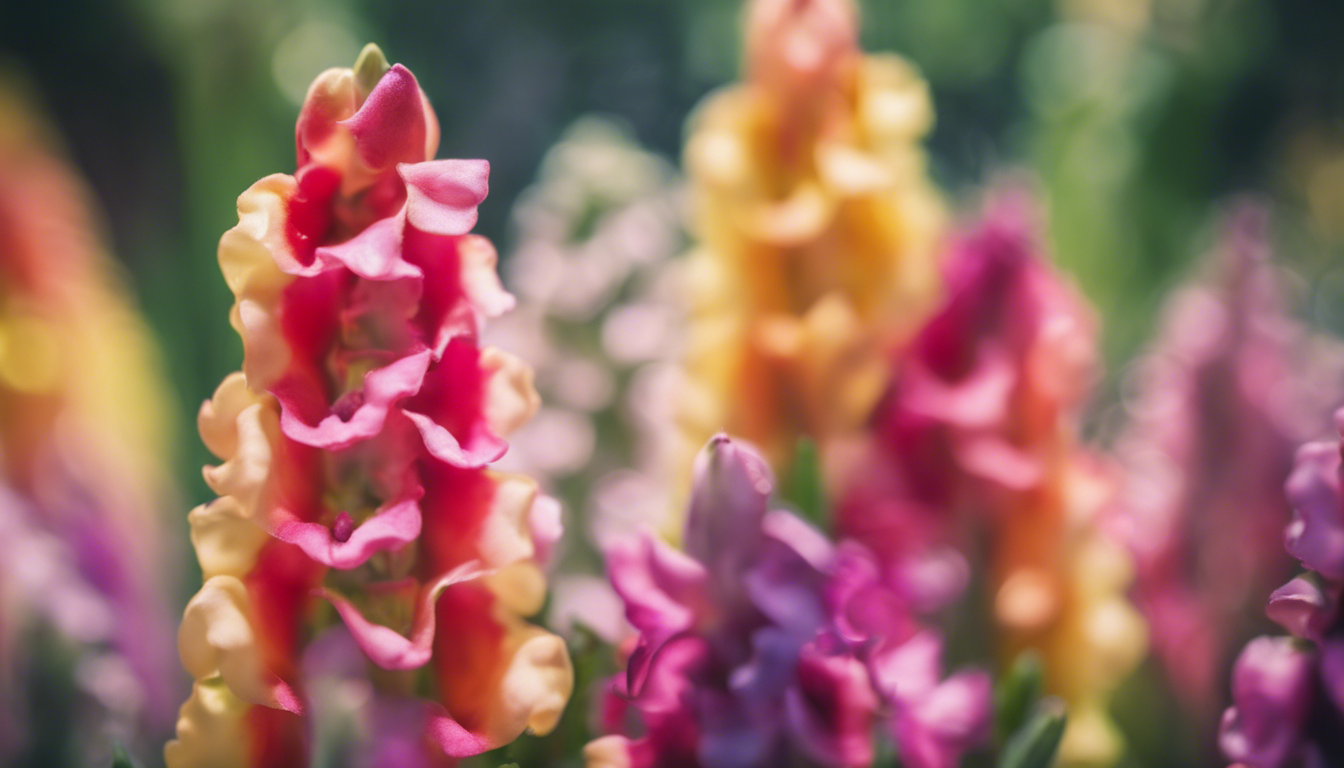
[164,680,252,768]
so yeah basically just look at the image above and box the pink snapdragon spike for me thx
[832,189,1091,610]
[1115,202,1344,711]
[167,45,572,768]
[1221,408,1344,767]
[833,188,1145,762]
[585,435,989,768]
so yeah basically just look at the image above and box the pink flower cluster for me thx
[586,436,989,768]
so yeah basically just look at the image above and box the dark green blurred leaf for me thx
[995,650,1045,744]
[999,697,1067,768]
[783,438,828,529]
[111,744,145,768]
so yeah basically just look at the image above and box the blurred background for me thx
[3,0,1344,765]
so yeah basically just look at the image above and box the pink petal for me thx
[425,704,499,757]
[320,561,487,670]
[456,235,515,318]
[341,64,428,169]
[315,215,421,281]
[279,350,432,449]
[404,410,508,469]
[271,496,423,570]
[530,494,563,565]
[607,532,709,697]
[400,159,490,236]
[1266,577,1331,641]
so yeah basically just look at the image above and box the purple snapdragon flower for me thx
[1221,409,1344,767]
[586,435,990,768]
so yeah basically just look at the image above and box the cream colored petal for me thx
[1058,701,1122,768]
[198,372,266,460]
[178,576,280,708]
[742,181,834,245]
[490,627,574,739]
[486,561,548,617]
[858,55,934,143]
[457,234,516,318]
[583,735,634,768]
[816,142,897,195]
[164,680,252,768]
[202,402,280,521]
[219,175,298,390]
[480,347,541,438]
[189,499,269,580]
[476,472,540,569]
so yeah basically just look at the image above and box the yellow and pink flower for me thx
[167,45,572,767]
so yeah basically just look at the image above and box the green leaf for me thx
[783,438,828,528]
[111,744,145,768]
[995,649,1045,743]
[999,697,1067,768]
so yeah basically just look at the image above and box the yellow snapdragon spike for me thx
[679,0,944,484]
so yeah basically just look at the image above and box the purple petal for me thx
[684,434,774,594]
[1219,636,1313,768]
[1284,439,1344,581]
[1266,577,1332,641]
[786,644,879,768]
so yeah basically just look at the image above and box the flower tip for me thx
[745,0,858,94]
[699,433,773,496]
[353,43,391,99]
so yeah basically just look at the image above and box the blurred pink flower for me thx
[0,79,180,761]
[833,187,1144,763]
[1115,201,1344,712]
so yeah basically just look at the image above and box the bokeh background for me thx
[4,0,1344,765]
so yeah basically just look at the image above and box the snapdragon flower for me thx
[1219,410,1344,767]
[680,0,943,479]
[834,190,1146,765]
[586,435,989,768]
[1115,202,1344,712]
[166,45,572,767]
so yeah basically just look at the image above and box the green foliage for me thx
[111,744,145,768]
[998,698,1068,768]
[783,437,828,530]
[995,650,1046,745]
